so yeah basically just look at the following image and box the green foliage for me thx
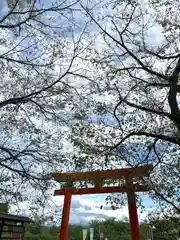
[25,222,58,240]
[90,218,132,240]
[0,203,8,213]
[146,213,180,240]
[68,224,84,240]
[23,217,180,240]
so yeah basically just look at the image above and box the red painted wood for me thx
[54,184,149,196]
[53,165,153,182]
[126,180,140,240]
[59,190,72,240]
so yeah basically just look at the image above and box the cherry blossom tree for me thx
[70,0,180,213]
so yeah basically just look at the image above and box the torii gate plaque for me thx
[53,164,152,240]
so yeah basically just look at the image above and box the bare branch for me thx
[150,179,180,213]
[0,55,53,67]
[110,131,179,151]
[0,1,79,29]
[0,0,19,23]
[0,52,76,109]
[12,1,79,15]
[143,48,180,60]
[145,82,180,96]
[120,97,171,118]
[81,4,168,80]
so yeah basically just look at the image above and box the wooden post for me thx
[126,178,140,240]
[59,189,72,240]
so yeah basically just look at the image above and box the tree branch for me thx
[0,52,75,109]
[81,4,168,81]
[0,0,19,23]
[110,131,179,151]
[168,58,180,128]
[0,55,53,67]
[150,179,180,214]
[11,1,79,15]
[121,97,171,118]
[145,82,180,93]
[0,1,79,29]
[135,43,180,60]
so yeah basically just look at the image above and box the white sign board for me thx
[83,229,88,240]
[90,228,94,240]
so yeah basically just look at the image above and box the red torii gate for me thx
[53,164,152,240]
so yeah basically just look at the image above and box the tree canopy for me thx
[0,0,179,218]
[0,0,88,208]
[70,0,180,213]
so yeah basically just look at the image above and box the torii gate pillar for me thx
[59,190,72,240]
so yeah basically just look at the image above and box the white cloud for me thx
[69,194,156,225]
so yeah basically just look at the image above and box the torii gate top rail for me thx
[53,164,152,182]
[53,164,153,240]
